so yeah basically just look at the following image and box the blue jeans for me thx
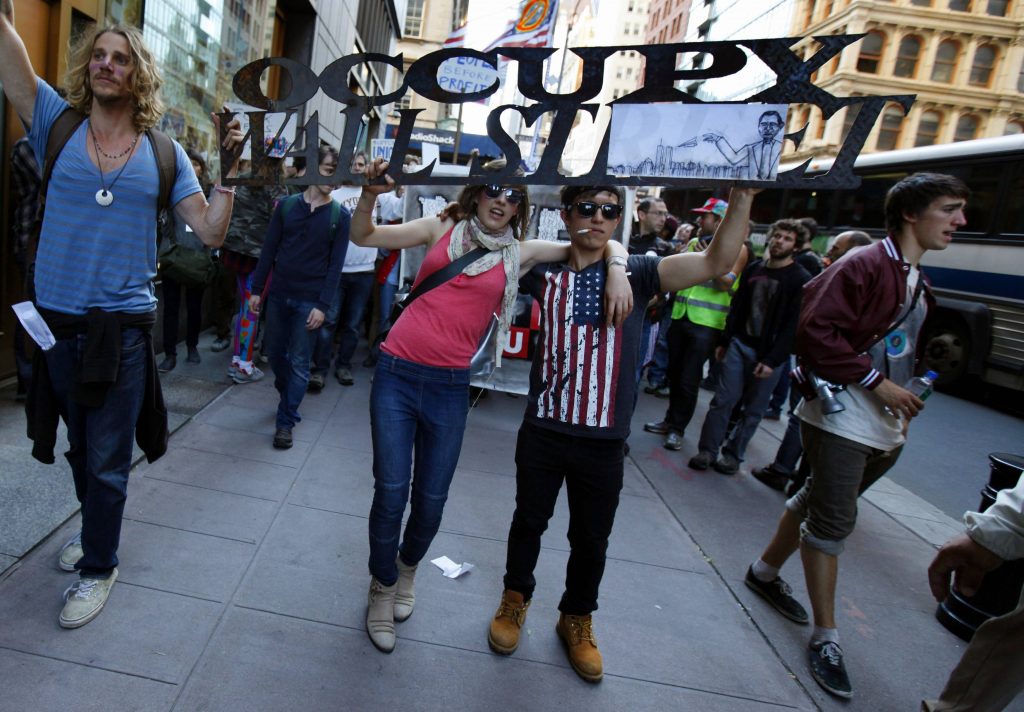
[312,271,375,375]
[697,339,785,462]
[645,310,673,387]
[367,353,471,585]
[264,295,318,429]
[46,327,147,578]
[337,271,376,370]
[378,279,398,333]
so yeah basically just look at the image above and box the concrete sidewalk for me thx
[0,342,1016,711]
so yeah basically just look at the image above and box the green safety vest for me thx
[671,238,739,330]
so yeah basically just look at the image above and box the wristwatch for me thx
[606,255,628,269]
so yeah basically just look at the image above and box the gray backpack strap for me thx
[146,128,177,215]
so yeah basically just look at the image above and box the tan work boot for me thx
[556,613,603,682]
[366,577,397,653]
[394,558,417,622]
[488,589,531,655]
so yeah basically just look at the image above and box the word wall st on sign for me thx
[221,37,914,190]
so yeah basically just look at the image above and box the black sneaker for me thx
[752,466,789,492]
[688,451,714,470]
[808,641,852,699]
[713,453,740,475]
[663,431,683,451]
[157,355,176,373]
[273,427,293,449]
[744,566,809,624]
[643,420,671,435]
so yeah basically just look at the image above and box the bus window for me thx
[956,162,1001,235]
[999,161,1024,236]
[833,171,906,230]
[783,189,833,225]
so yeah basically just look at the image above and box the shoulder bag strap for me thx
[392,246,489,319]
[29,108,86,268]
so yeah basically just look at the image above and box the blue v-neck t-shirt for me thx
[28,78,201,315]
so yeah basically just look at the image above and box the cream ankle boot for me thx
[394,558,417,622]
[366,577,397,652]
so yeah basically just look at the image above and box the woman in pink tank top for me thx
[349,159,633,653]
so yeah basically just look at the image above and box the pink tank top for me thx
[383,228,507,368]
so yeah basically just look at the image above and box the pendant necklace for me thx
[90,122,139,207]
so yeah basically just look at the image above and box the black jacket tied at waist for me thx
[26,307,168,465]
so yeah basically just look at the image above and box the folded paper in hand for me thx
[430,555,474,579]
[12,302,56,351]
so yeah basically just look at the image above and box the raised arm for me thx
[0,1,40,127]
[657,188,757,294]
[173,112,244,247]
[350,158,449,249]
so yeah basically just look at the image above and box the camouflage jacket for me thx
[222,175,288,258]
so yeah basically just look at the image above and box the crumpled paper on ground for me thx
[431,555,474,579]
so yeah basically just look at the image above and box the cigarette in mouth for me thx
[576,228,592,234]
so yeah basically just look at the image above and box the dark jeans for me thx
[161,275,204,355]
[767,357,792,413]
[646,310,673,387]
[663,318,720,435]
[773,407,805,474]
[264,295,318,429]
[697,339,785,462]
[14,263,33,394]
[504,421,624,615]
[368,353,471,585]
[378,279,398,334]
[208,258,237,340]
[312,271,375,375]
[46,328,147,578]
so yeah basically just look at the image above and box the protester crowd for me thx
[3,11,1021,711]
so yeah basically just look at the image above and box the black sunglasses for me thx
[483,185,525,204]
[569,201,624,220]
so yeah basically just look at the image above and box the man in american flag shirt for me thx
[487,184,757,681]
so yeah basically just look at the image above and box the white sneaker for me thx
[231,365,265,384]
[60,568,118,629]
[58,532,83,572]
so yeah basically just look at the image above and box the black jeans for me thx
[504,421,624,615]
[161,275,204,355]
[664,318,720,434]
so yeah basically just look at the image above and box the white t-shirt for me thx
[331,186,378,273]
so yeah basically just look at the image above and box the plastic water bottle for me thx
[905,370,938,400]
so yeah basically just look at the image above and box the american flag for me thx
[443,23,466,48]
[485,0,559,51]
[533,267,621,428]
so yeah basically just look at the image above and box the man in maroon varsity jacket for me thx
[741,173,969,699]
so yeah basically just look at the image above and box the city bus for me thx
[662,134,1024,391]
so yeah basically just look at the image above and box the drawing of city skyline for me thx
[607,103,790,181]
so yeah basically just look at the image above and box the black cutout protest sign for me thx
[219,35,913,189]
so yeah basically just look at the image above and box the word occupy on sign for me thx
[220,36,914,189]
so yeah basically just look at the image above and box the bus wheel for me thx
[925,321,970,387]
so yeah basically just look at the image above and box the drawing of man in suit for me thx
[704,110,785,180]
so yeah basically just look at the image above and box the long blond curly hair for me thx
[64,24,165,131]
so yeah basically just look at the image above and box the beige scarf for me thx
[448,215,520,367]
